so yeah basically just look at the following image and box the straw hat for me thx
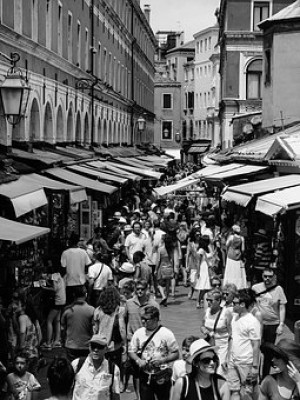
[186,339,218,373]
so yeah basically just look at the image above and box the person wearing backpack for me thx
[171,339,230,400]
[72,334,120,400]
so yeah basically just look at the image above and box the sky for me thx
[146,0,221,42]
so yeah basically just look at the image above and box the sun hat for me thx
[261,339,300,368]
[119,262,135,274]
[133,209,141,215]
[254,228,268,238]
[124,224,132,232]
[119,217,127,224]
[113,211,121,219]
[89,334,108,347]
[186,339,218,373]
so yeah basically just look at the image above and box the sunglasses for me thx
[212,283,221,287]
[136,287,146,292]
[141,316,153,322]
[223,292,230,296]
[91,343,106,351]
[232,300,240,305]
[263,275,273,279]
[199,356,218,365]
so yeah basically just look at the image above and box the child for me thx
[172,335,199,383]
[6,352,41,400]
[133,251,153,291]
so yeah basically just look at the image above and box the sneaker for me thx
[41,343,52,350]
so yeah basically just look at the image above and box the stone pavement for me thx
[36,284,294,399]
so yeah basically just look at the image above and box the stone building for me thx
[217,0,294,148]
[0,0,156,151]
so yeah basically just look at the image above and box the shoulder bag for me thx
[207,308,223,346]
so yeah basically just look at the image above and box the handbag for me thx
[160,264,174,280]
[207,308,223,346]
[151,367,172,385]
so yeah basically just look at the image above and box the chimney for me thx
[144,4,151,24]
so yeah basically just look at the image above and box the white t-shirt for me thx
[88,262,113,291]
[129,326,179,373]
[231,312,261,365]
[172,359,186,382]
[61,247,91,286]
[124,232,146,261]
[252,283,287,325]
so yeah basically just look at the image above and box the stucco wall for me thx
[263,31,300,130]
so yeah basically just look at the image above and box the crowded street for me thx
[2,0,300,400]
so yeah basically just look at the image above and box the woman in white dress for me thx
[195,235,212,308]
[223,224,247,289]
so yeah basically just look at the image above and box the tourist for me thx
[260,339,300,400]
[171,339,229,400]
[72,334,120,400]
[223,224,247,289]
[45,357,74,400]
[252,267,287,378]
[61,286,94,362]
[129,305,179,400]
[6,352,41,400]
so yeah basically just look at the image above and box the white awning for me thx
[222,174,300,207]
[154,178,199,197]
[255,185,300,216]
[0,180,48,217]
[67,165,128,185]
[45,168,118,195]
[107,161,162,179]
[19,174,87,204]
[0,217,50,244]
[205,165,268,181]
[193,163,243,178]
[221,191,254,207]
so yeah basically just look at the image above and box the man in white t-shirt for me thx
[60,234,92,304]
[252,267,287,377]
[226,289,261,400]
[88,252,113,306]
[129,305,179,400]
[125,222,146,262]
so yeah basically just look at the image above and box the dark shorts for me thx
[53,304,65,310]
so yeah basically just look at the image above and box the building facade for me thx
[217,0,294,149]
[0,0,156,151]
[193,26,219,146]
[153,32,194,151]
[260,1,300,131]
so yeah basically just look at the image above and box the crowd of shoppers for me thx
[0,160,296,400]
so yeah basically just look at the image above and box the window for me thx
[197,41,200,54]
[85,29,89,71]
[76,22,81,67]
[98,43,102,79]
[32,0,38,41]
[67,12,73,62]
[57,2,63,56]
[205,38,207,51]
[264,49,271,85]
[253,2,270,31]
[246,59,263,99]
[103,49,107,82]
[14,0,22,34]
[46,0,52,49]
[161,121,173,141]
[200,40,203,52]
[162,93,172,109]
[208,37,212,50]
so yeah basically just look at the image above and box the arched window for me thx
[246,59,262,99]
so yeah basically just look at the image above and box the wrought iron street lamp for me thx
[0,52,30,127]
[75,75,99,147]
[137,115,146,131]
